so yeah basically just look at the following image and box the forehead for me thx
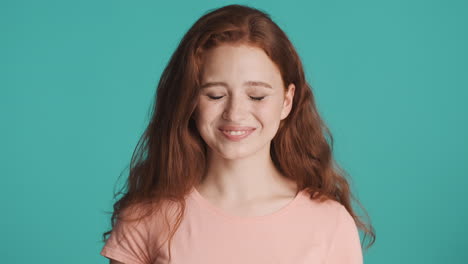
[200,44,283,87]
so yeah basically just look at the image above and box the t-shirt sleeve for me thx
[324,204,363,264]
[100,208,153,264]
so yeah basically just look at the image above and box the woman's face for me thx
[193,44,295,160]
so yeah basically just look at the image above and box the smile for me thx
[223,130,247,135]
[218,128,256,141]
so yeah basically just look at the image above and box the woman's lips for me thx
[218,125,256,131]
[218,127,256,141]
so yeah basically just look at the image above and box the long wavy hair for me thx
[102,4,376,262]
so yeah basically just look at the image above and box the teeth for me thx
[224,130,247,135]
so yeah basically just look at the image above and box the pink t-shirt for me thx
[100,187,363,264]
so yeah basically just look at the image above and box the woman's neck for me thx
[197,149,298,202]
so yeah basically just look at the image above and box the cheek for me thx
[195,102,220,127]
[257,100,283,120]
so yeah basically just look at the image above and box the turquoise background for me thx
[2,0,467,263]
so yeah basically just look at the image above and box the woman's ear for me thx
[280,83,295,120]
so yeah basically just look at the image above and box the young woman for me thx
[100,4,375,264]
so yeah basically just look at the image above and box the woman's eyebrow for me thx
[200,81,273,89]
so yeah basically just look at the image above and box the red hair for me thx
[102,4,376,262]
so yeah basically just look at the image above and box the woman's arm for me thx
[325,204,363,264]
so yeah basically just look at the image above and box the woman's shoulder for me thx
[297,189,349,223]
[102,198,182,264]
[116,197,182,232]
[300,189,344,208]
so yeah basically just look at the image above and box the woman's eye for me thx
[250,96,265,101]
[207,95,265,101]
[208,95,224,100]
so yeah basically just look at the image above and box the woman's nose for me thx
[222,96,248,121]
